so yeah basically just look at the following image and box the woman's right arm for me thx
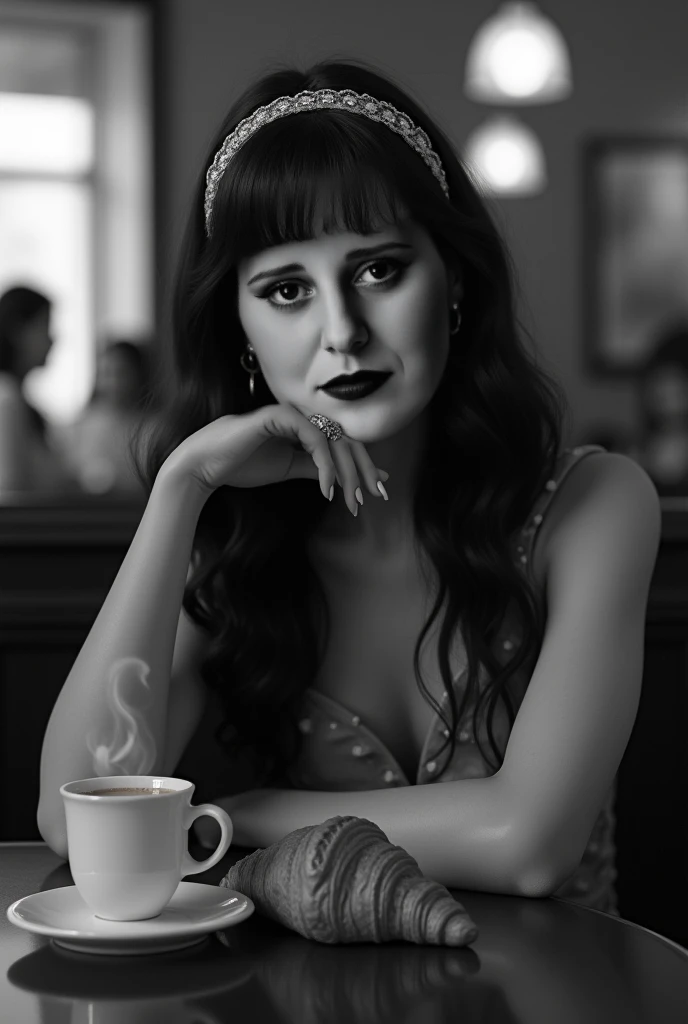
[36,463,209,858]
[36,402,388,857]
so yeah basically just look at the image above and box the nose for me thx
[320,292,369,351]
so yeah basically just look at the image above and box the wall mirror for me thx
[582,136,688,495]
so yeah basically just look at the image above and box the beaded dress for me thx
[287,444,620,916]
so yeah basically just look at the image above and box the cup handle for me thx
[181,803,234,876]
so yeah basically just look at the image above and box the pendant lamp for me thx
[462,115,547,196]
[464,1,572,104]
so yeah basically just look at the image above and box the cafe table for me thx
[2,840,687,1024]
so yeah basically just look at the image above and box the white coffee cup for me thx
[60,775,233,921]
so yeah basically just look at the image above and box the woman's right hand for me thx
[161,403,389,517]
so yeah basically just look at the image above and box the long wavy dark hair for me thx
[131,57,569,788]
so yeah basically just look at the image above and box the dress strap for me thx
[516,444,608,567]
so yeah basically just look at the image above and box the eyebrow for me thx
[246,242,414,286]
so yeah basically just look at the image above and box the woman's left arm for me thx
[492,452,661,890]
[215,774,523,893]
[212,454,662,896]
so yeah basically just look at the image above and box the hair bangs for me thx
[217,110,412,262]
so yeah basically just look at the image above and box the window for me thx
[0,1,154,425]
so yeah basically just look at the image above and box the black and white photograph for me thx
[0,2,686,1022]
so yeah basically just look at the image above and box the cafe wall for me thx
[156,0,688,447]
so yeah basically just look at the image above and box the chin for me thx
[339,409,419,445]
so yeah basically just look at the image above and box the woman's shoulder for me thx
[551,443,611,482]
[539,444,609,495]
[521,445,609,525]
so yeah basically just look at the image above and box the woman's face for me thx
[236,215,461,444]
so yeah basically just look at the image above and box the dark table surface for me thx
[2,841,687,1024]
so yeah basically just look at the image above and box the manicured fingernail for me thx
[329,484,334,501]
[355,487,363,506]
[379,470,390,481]
[377,481,388,501]
[351,503,358,517]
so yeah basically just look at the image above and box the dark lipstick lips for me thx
[320,371,391,389]
[320,373,392,402]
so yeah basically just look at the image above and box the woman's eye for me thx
[262,259,404,311]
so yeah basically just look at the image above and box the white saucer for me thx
[7,881,255,956]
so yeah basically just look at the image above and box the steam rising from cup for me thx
[85,657,157,776]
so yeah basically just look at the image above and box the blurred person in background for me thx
[626,321,688,496]
[0,285,79,495]
[60,338,157,497]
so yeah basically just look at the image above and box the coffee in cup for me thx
[80,787,177,796]
[60,775,234,921]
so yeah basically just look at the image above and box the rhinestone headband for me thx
[204,88,450,236]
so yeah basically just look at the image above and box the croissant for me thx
[219,815,479,946]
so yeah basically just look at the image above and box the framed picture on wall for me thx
[582,136,688,379]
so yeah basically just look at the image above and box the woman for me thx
[0,286,78,493]
[38,59,661,916]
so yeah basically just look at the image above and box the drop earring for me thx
[240,344,260,397]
